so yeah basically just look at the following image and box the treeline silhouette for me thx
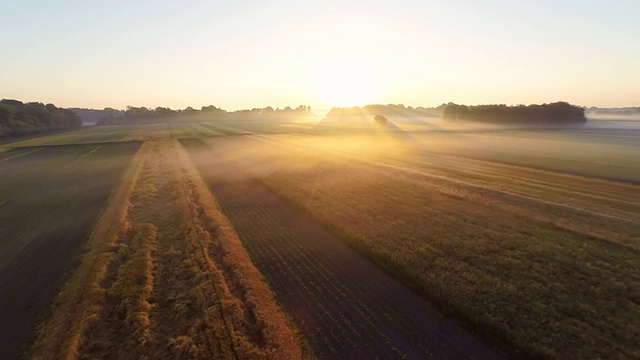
[0,99,82,138]
[69,107,122,124]
[326,103,446,120]
[359,104,447,118]
[443,102,586,124]
[97,105,313,125]
[586,107,640,117]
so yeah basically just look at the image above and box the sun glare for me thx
[310,52,385,107]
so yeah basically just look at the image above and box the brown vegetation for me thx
[183,132,639,358]
[28,140,305,359]
[184,138,506,359]
[6,120,638,359]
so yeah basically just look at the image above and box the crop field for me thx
[2,120,638,359]
[184,138,506,359]
[4,122,223,147]
[26,140,304,359]
[0,141,139,359]
[182,127,639,359]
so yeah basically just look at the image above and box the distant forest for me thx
[443,102,586,124]
[326,104,446,120]
[0,99,82,138]
[585,107,640,118]
[0,99,595,139]
[92,105,314,125]
[69,107,122,125]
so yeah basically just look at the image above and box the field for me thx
[1,119,638,359]
[180,126,639,358]
[0,141,139,359]
[183,138,505,359]
[25,140,304,359]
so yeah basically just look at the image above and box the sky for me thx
[1,0,638,110]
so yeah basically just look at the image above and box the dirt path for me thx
[185,139,508,360]
[28,140,304,359]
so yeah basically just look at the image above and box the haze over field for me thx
[1,1,640,360]
[1,0,639,110]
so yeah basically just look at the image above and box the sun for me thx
[310,52,386,107]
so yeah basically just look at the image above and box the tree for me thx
[442,102,586,124]
[374,114,387,124]
[0,99,81,137]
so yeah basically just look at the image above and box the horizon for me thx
[4,100,636,114]
[3,95,639,117]
[1,1,639,109]
[1,4,639,355]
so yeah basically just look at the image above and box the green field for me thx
[1,120,638,359]
[0,141,139,359]
[179,125,640,358]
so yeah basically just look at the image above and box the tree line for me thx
[68,107,122,125]
[97,105,313,125]
[326,103,447,120]
[0,99,82,138]
[442,102,586,124]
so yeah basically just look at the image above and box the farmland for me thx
[0,141,139,359]
[181,124,639,358]
[1,120,638,359]
[26,139,304,359]
[184,138,506,359]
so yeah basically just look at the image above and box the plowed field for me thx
[27,140,305,360]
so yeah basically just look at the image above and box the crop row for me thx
[183,138,503,360]
[0,142,140,360]
[250,134,640,358]
[28,140,304,359]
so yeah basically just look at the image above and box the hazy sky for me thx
[1,0,638,110]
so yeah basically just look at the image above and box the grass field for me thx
[1,120,638,359]
[0,142,139,359]
[26,140,305,359]
[184,138,507,359]
[180,126,639,358]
